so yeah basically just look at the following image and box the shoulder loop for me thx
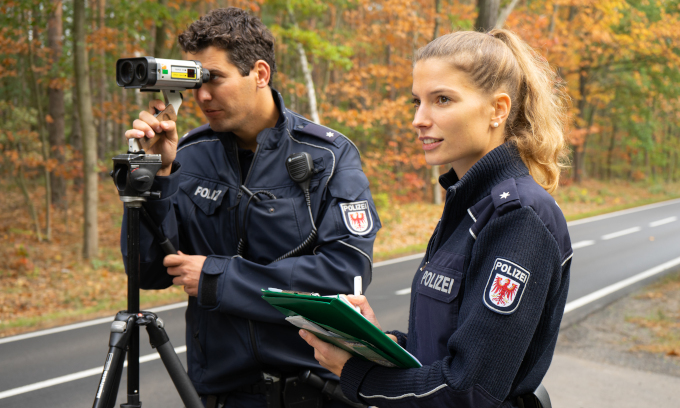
[491,178,522,216]
[468,178,522,240]
[178,124,212,147]
[293,121,342,143]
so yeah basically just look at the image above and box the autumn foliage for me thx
[1,0,680,332]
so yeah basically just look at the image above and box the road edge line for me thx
[564,256,680,314]
[0,346,187,400]
[566,198,680,227]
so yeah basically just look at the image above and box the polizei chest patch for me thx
[339,200,373,236]
[483,258,531,315]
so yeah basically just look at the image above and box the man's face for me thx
[189,46,259,134]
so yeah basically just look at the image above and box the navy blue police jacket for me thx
[340,144,572,408]
[121,89,381,395]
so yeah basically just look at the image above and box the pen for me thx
[354,276,362,296]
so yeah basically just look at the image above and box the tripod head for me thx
[111,152,163,201]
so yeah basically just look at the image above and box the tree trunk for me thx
[475,0,500,32]
[153,0,167,57]
[74,0,99,259]
[573,69,589,183]
[295,42,320,123]
[548,3,559,37]
[15,141,43,242]
[606,123,616,180]
[26,11,52,241]
[97,0,107,162]
[495,0,520,29]
[71,87,83,186]
[288,6,320,123]
[47,0,66,209]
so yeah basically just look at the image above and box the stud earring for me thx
[493,122,499,128]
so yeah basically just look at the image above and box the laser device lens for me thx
[135,63,147,81]
[120,61,134,85]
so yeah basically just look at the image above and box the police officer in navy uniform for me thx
[301,30,570,408]
[123,8,379,408]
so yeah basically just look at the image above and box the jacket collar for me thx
[439,143,530,207]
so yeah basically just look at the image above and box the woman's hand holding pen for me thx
[299,295,398,377]
[347,295,398,343]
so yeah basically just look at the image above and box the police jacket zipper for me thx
[244,138,265,364]
[248,320,264,363]
[243,143,260,187]
[231,138,244,185]
[232,136,266,364]
[425,221,440,263]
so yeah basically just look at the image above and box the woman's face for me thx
[411,58,507,178]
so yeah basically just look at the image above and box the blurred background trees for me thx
[1,0,679,255]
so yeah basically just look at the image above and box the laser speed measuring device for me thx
[116,57,210,91]
[116,57,211,153]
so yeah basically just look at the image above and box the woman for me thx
[300,29,572,408]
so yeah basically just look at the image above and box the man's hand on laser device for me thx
[164,251,206,297]
[124,99,179,176]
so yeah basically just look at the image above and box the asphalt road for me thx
[1,198,679,407]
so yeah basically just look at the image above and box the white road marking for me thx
[567,198,680,226]
[649,216,677,227]
[375,253,425,268]
[0,346,187,400]
[395,288,411,295]
[601,227,641,240]
[564,256,680,314]
[572,240,596,249]
[0,302,187,345]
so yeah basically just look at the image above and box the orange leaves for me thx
[86,27,120,53]
[567,125,600,150]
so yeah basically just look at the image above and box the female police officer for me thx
[299,29,572,408]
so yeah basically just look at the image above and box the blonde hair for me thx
[413,29,569,193]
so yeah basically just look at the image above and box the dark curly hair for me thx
[178,7,277,84]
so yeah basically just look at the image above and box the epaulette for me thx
[178,124,212,147]
[292,121,342,144]
[490,178,522,216]
[468,178,522,240]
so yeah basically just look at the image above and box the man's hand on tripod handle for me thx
[164,251,206,297]
[124,99,179,176]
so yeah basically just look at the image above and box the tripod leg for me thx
[156,341,203,408]
[146,318,203,408]
[93,316,135,408]
[92,346,127,408]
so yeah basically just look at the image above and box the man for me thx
[123,7,380,408]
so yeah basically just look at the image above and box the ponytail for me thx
[413,29,570,193]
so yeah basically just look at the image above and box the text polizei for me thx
[420,270,455,294]
[194,186,223,201]
[493,260,528,283]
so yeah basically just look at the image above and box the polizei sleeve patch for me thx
[339,200,373,236]
[483,258,531,315]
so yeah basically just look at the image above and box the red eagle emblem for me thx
[490,276,519,306]
[349,212,367,230]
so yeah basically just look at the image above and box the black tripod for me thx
[92,149,202,408]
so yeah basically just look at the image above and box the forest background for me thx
[1,0,680,334]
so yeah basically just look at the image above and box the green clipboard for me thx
[261,289,421,368]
